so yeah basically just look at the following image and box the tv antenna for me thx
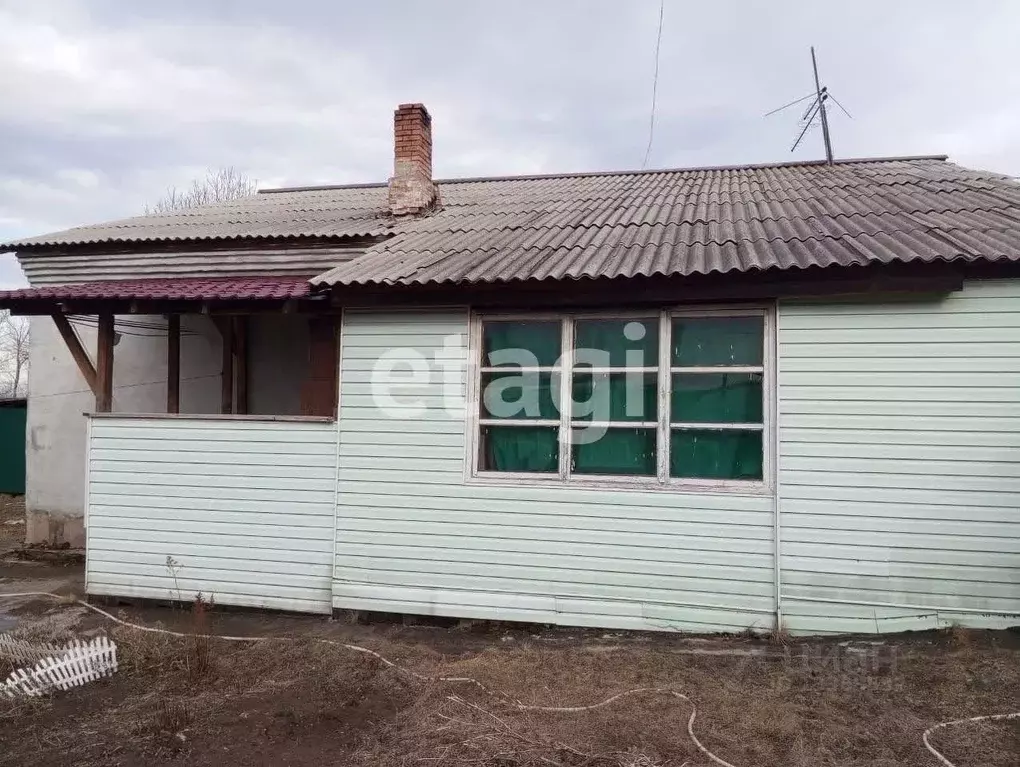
[765,46,852,163]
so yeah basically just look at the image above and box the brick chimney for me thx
[388,103,439,216]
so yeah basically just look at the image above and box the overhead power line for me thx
[640,0,666,170]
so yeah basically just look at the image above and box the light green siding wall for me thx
[778,279,1020,634]
[334,311,776,633]
[87,416,338,614]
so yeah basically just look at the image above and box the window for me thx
[472,308,770,489]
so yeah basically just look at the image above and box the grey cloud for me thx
[2,0,1020,291]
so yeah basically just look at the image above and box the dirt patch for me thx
[0,495,24,552]
[0,595,1017,767]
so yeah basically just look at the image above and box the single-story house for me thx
[1,104,1018,635]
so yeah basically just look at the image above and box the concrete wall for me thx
[25,314,309,546]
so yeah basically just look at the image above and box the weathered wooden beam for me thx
[166,314,180,414]
[232,316,248,415]
[50,314,98,396]
[95,314,114,412]
[218,317,234,415]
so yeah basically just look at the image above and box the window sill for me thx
[466,472,773,497]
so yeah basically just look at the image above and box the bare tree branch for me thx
[0,311,30,398]
[144,167,258,215]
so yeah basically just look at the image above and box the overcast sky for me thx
[3,0,1020,289]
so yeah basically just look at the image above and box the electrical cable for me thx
[3,591,1016,767]
[0,591,737,767]
[640,0,666,170]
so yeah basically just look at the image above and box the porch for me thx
[2,276,341,547]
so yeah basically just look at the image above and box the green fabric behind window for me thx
[483,321,561,367]
[481,425,559,472]
[572,373,657,422]
[482,372,559,419]
[572,427,657,476]
[670,373,763,423]
[670,429,763,480]
[574,318,658,368]
[672,317,763,366]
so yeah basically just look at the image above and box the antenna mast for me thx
[811,46,833,164]
[764,46,850,161]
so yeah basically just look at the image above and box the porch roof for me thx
[0,275,315,312]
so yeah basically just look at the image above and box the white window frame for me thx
[465,304,774,495]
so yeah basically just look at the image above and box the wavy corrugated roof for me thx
[7,155,1020,286]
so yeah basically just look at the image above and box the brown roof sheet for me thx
[6,155,1020,286]
[0,276,312,303]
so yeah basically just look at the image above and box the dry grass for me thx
[0,608,1017,766]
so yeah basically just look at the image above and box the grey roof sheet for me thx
[7,155,1020,285]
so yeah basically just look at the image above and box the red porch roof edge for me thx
[0,276,316,303]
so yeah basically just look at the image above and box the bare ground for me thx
[0,564,1018,767]
[0,494,24,552]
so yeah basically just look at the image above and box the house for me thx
[0,103,1018,635]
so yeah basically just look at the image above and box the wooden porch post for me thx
[232,316,248,415]
[95,314,114,412]
[167,314,180,414]
[219,318,234,415]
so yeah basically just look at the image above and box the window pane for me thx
[571,372,657,422]
[671,373,763,423]
[483,321,561,367]
[480,426,559,473]
[672,316,763,366]
[481,372,559,420]
[670,429,763,480]
[571,427,657,476]
[574,318,658,368]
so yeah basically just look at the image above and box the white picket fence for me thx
[0,635,118,698]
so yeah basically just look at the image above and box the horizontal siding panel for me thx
[782,556,1019,585]
[19,247,361,284]
[90,448,336,468]
[336,509,772,544]
[778,280,1020,634]
[91,547,334,571]
[91,470,335,493]
[781,583,1018,613]
[781,356,1020,373]
[779,484,1018,509]
[89,528,335,554]
[780,498,1019,524]
[781,385,1020,403]
[332,584,770,632]
[335,554,774,597]
[780,310,1020,330]
[782,527,1018,553]
[783,541,1020,569]
[780,399,1020,418]
[333,310,775,633]
[779,327,1020,344]
[782,341,1020,358]
[781,441,1015,462]
[782,455,1020,479]
[89,583,329,615]
[86,416,337,614]
[335,487,772,520]
[781,468,1020,493]
[90,507,333,528]
[90,460,336,479]
[334,566,774,611]
[780,428,1018,448]
[334,530,774,569]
